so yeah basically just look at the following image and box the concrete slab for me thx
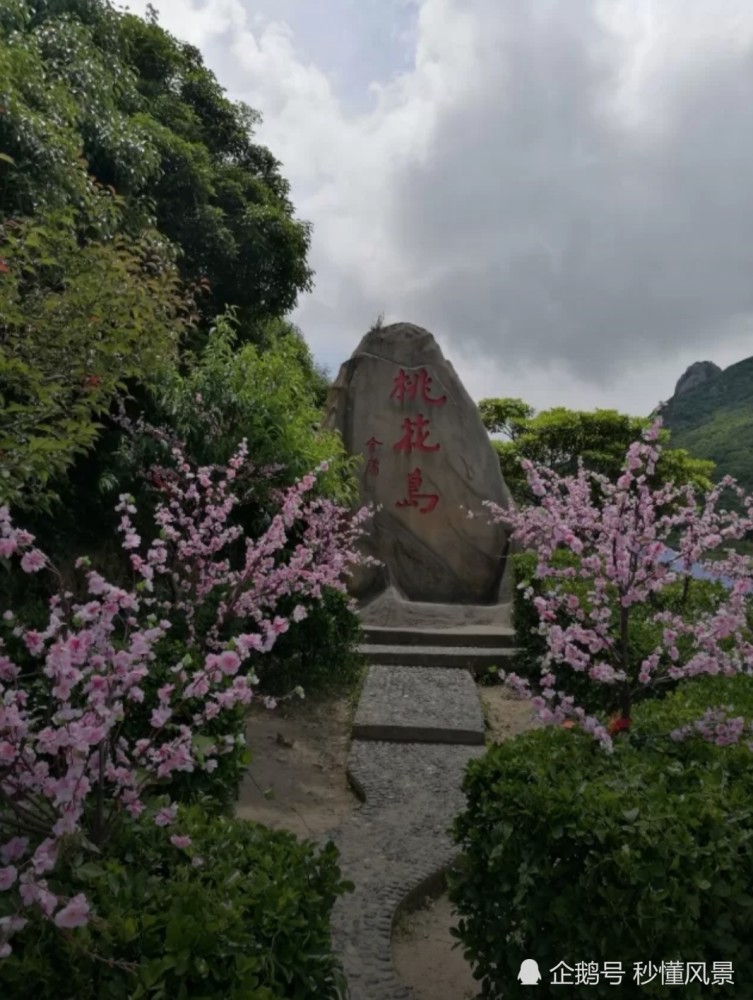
[352,665,485,745]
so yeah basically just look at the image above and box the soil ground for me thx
[235,693,358,839]
[234,682,536,1000]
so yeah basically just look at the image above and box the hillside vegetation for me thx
[660,356,753,497]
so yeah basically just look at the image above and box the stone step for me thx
[358,643,519,673]
[361,624,516,649]
[352,665,485,745]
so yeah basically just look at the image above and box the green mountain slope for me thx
[659,356,753,496]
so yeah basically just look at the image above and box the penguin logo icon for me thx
[518,959,542,985]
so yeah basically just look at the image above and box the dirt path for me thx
[394,894,478,1000]
[235,694,358,839]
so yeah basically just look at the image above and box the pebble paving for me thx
[352,665,485,745]
[324,648,489,999]
[327,741,484,1000]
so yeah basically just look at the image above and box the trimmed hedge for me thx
[2,808,351,999]
[450,675,753,999]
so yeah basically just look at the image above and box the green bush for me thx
[632,673,753,741]
[2,808,350,999]
[149,312,358,504]
[161,700,250,815]
[0,210,185,512]
[258,587,366,699]
[450,676,753,999]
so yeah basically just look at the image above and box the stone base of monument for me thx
[357,583,513,629]
[358,637,518,675]
[356,587,519,678]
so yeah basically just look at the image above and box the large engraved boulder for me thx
[323,322,514,604]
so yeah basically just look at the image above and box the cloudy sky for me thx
[126,0,753,416]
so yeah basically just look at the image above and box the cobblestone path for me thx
[325,660,488,1000]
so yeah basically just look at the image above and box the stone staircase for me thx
[359,624,519,674]
[327,617,519,999]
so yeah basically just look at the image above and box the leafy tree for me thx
[11,311,351,583]
[479,398,715,501]
[147,310,357,502]
[0,0,313,341]
[0,206,188,510]
[477,397,533,440]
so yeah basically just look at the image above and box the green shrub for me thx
[632,673,753,742]
[450,677,753,999]
[0,210,185,512]
[258,587,366,699]
[2,808,350,999]
[162,700,250,815]
[149,313,358,505]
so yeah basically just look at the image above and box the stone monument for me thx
[323,322,514,610]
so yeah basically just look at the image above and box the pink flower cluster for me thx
[670,707,753,749]
[487,420,753,749]
[0,437,371,956]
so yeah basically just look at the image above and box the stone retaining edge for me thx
[352,724,485,745]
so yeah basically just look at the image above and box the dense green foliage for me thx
[660,356,753,501]
[7,315,351,597]
[2,807,350,999]
[450,675,753,999]
[477,397,534,440]
[478,398,715,501]
[150,311,354,499]
[0,208,187,510]
[0,0,312,338]
[0,0,364,990]
[1,0,321,512]
[259,587,365,699]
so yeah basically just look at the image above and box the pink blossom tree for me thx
[487,421,753,749]
[0,435,371,956]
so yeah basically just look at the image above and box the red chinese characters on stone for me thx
[395,468,439,513]
[392,414,440,453]
[390,368,447,406]
[364,436,383,476]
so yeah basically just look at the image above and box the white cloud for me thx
[127,0,753,417]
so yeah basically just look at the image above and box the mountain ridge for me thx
[657,354,753,497]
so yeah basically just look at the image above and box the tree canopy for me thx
[478,398,715,501]
[0,0,327,512]
[0,0,313,339]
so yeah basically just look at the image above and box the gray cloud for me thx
[127,0,753,412]
[391,1,753,380]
